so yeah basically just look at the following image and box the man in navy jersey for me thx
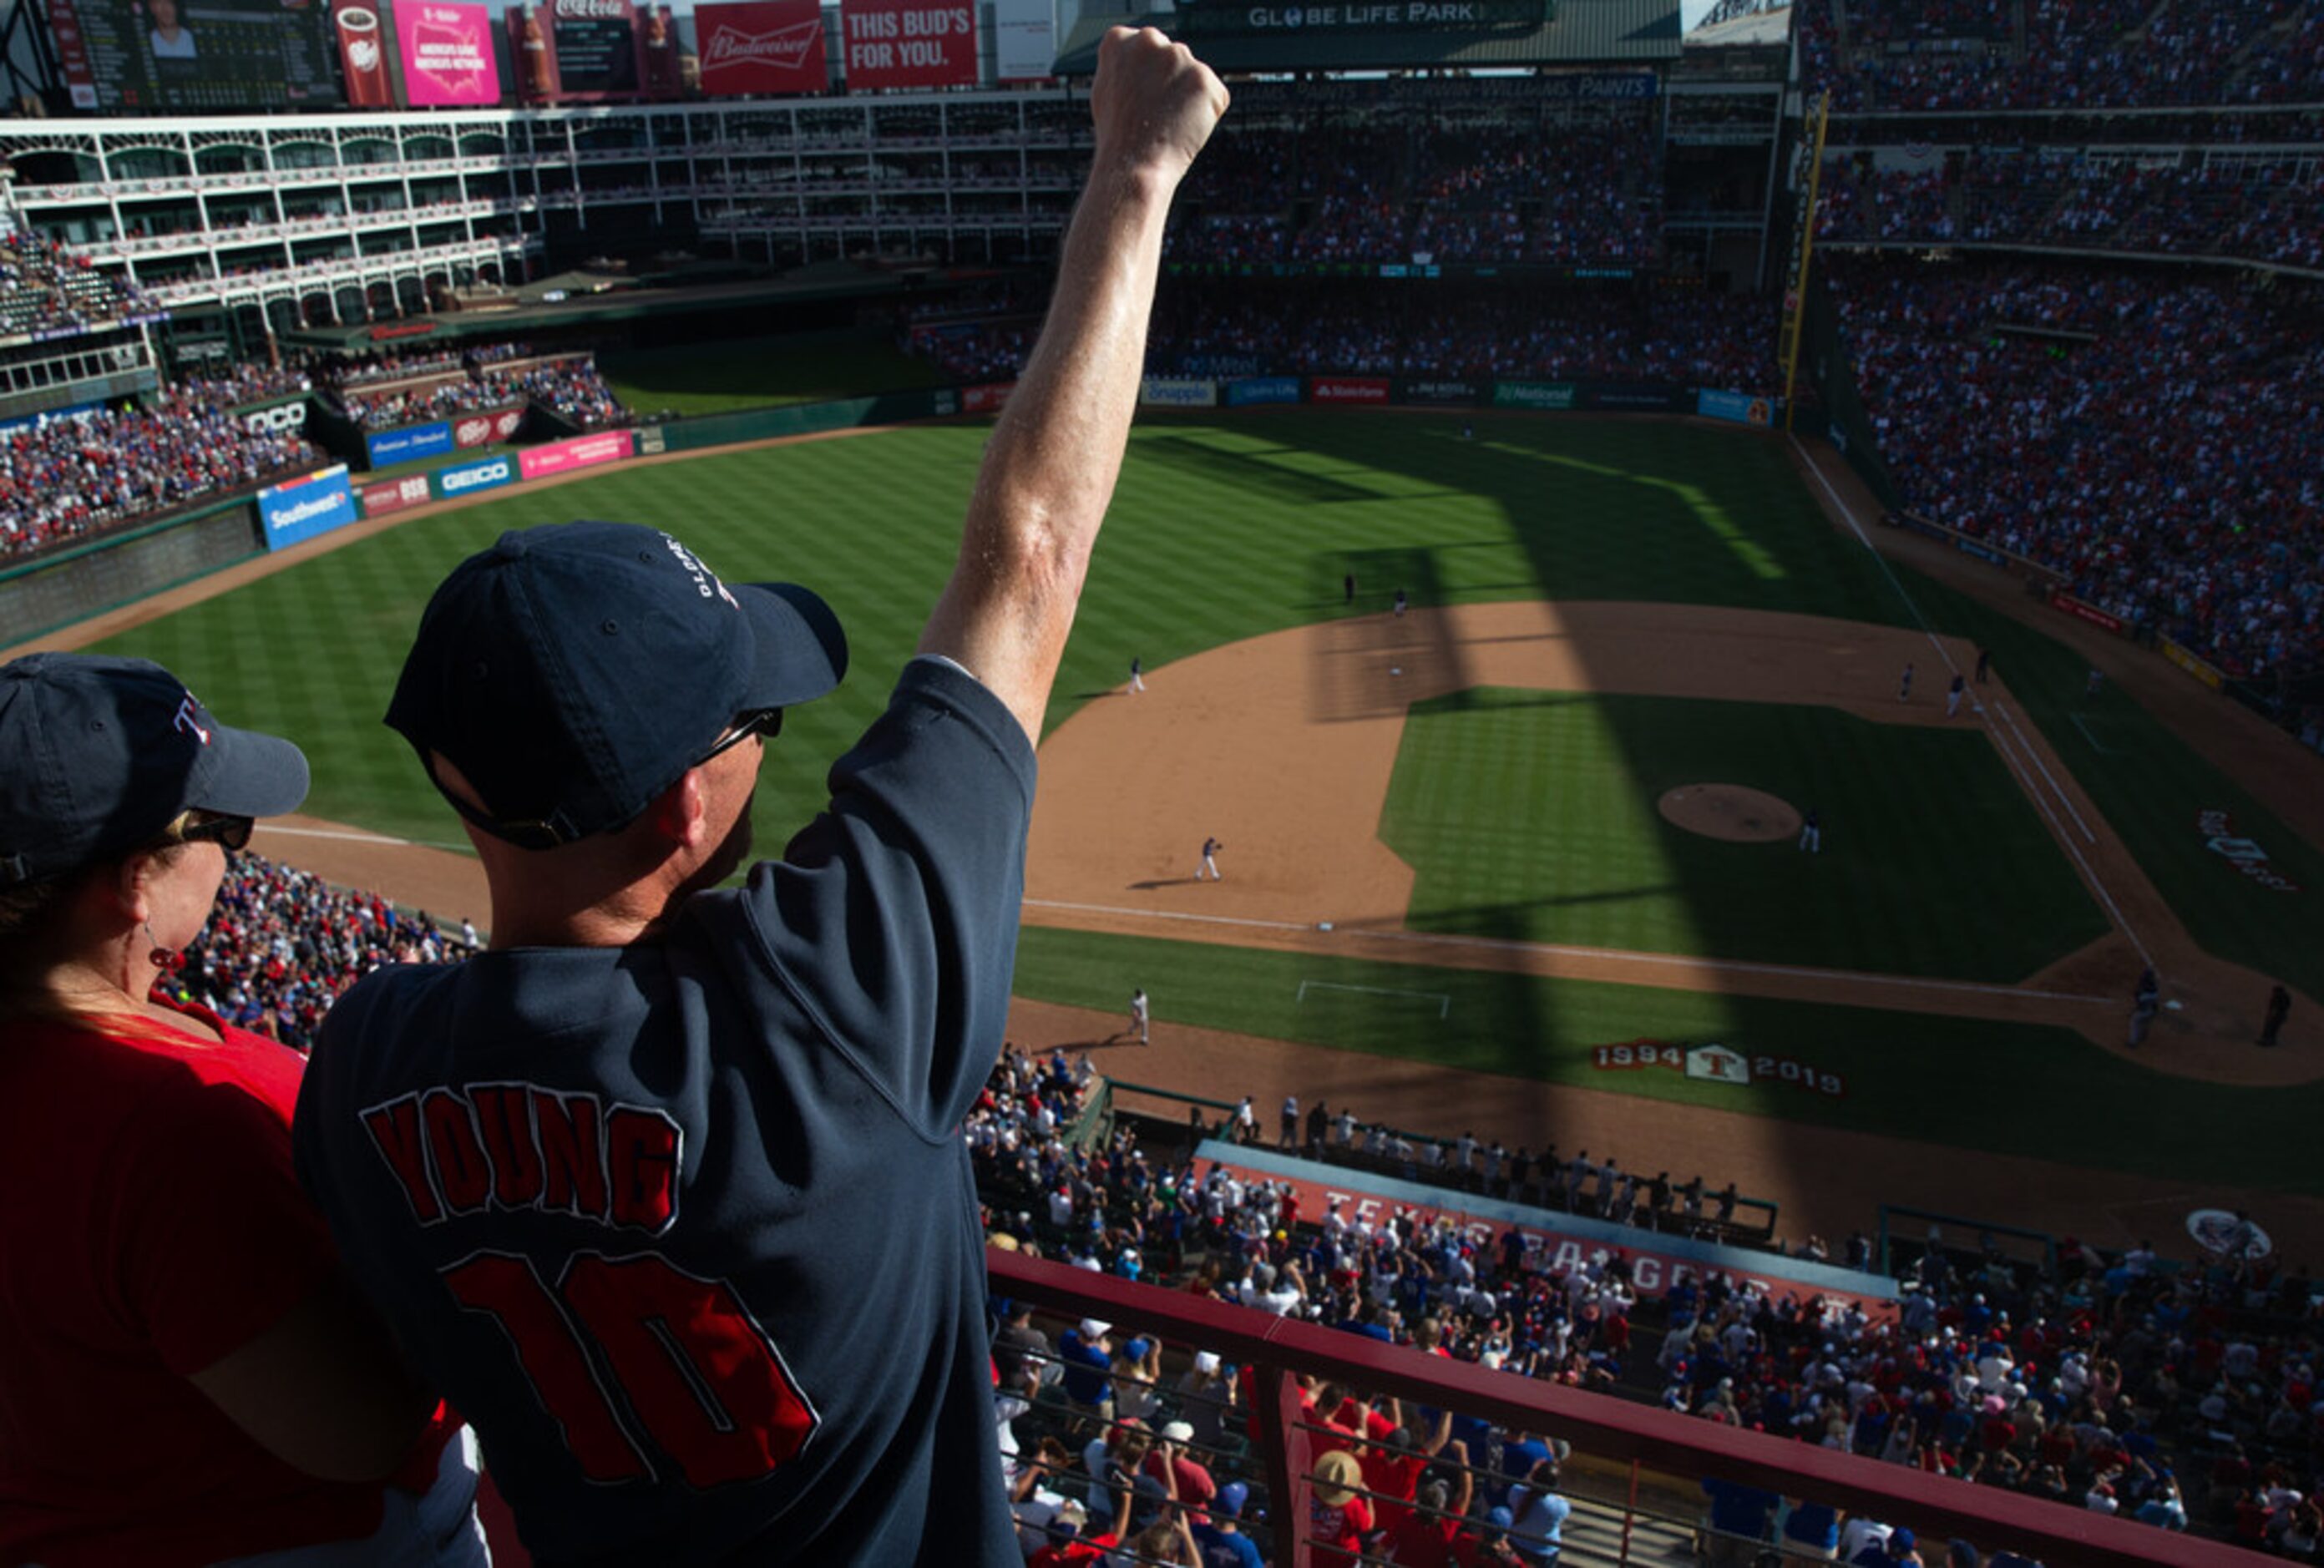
[293,28,1227,1567]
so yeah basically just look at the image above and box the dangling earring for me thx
[145,922,184,976]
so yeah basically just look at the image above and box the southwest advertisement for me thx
[397,0,501,107]
[518,429,635,480]
[259,466,357,551]
[839,0,976,89]
[696,0,827,95]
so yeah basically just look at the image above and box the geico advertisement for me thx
[433,454,518,499]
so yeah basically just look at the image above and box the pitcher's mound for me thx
[1658,784,1802,843]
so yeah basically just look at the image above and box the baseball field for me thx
[37,406,2324,1257]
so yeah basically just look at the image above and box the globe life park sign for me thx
[1175,0,1548,34]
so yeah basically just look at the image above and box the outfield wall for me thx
[0,496,261,647]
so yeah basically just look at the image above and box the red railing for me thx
[989,1248,2255,1568]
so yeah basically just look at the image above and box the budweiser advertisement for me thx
[696,0,827,95]
[839,0,975,89]
[397,0,501,107]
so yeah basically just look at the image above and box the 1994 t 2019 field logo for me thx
[2199,810,2301,893]
[1591,1038,1846,1098]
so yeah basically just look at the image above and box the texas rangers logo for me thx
[173,695,210,745]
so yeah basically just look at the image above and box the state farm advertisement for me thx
[840,0,975,89]
[696,0,828,95]
[398,1,502,108]
[519,429,635,480]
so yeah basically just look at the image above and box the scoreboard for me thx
[47,0,345,111]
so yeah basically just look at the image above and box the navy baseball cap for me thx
[386,522,846,847]
[0,653,308,885]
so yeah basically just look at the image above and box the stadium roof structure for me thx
[1051,0,1681,76]
[1683,3,1790,49]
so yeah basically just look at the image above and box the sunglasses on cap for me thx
[159,809,256,852]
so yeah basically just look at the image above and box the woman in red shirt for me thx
[0,653,478,1566]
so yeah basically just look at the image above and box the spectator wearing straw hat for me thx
[1309,1448,1373,1568]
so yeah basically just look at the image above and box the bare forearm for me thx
[917,26,1224,745]
[919,166,1172,740]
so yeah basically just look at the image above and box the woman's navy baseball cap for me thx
[0,652,309,885]
[386,521,848,849]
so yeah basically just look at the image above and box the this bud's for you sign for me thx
[842,0,976,88]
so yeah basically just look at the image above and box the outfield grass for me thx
[104,416,1907,852]
[1380,690,2107,980]
[1014,925,2324,1195]
[596,328,942,418]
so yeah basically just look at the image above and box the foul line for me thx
[2070,712,2120,757]
[259,824,473,854]
[1022,898,2112,1005]
[1789,438,2149,969]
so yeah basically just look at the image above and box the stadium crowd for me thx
[1166,119,1661,269]
[1799,0,2324,114]
[1824,255,2324,681]
[328,352,625,431]
[970,1047,2324,1564]
[0,373,323,558]
[903,282,1779,396]
[85,830,2321,1564]
[0,230,157,339]
[162,853,475,1050]
[1820,151,2324,271]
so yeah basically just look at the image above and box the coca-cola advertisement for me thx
[397,0,499,107]
[509,0,642,101]
[696,0,826,97]
[839,0,975,90]
[640,3,680,97]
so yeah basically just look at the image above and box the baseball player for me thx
[1344,571,1356,604]
[1129,985,1150,1044]
[1946,673,1966,718]
[1197,835,1223,880]
[292,32,1228,1567]
[1798,807,1821,854]
[1897,661,1914,702]
[1393,587,1409,617]
[0,654,483,1565]
[1127,655,1145,694]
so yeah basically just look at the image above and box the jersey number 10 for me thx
[444,1251,819,1488]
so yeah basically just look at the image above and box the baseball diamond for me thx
[26,408,2324,1263]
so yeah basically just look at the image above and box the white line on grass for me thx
[2069,712,2119,757]
[1298,979,1451,1018]
[1790,438,2149,968]
[259,825,472,853]
[1023,898,2113,1005]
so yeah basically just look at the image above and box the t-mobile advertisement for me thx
[839,0,975,89]
[518,428,634,480]
[696,0,827,95]
[397,0,500,106]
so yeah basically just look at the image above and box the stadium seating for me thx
[1822,254,2323,681]
[0,230,155,341]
